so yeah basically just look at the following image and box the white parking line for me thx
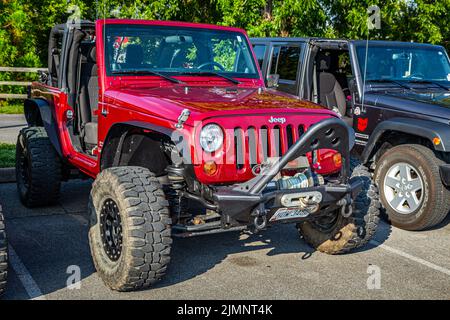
[8,245,46,300]
[370,240,450,277]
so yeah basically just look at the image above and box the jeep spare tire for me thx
[16,127,62,207]
[298,159,380,254]
[0,209,7,296]
[88,166,172,291]
[375,144,450,231]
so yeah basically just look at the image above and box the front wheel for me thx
[374,144,450,231]
[88,166,172,291]
[298,160,380,254]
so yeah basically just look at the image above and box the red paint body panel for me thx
[31,19,341,184]
[31,83,99,176]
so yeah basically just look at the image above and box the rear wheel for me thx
[0,210,7,296]
[298,159,380,254]
[374,144,450,230]
[88,166,172,291]
[16,127,62,207]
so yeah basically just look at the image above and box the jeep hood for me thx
[109,86,335,124]
[370,89,450,120]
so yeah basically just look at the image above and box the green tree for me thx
[26,0,89,63]
[1,0,449,69]
[90,0,220,22]
[0,0,40,96]
[214,0,330,37]
[322,0,450,50]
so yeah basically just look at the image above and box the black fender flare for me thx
[361,117,450,163]
[23,98,62,156]
[100,121,192,171]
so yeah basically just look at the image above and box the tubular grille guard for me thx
[232,117,353,194]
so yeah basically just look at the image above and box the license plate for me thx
[269,208,310,222]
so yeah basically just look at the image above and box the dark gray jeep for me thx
[251,38,450,230]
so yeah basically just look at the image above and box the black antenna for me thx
[361,5,381,113]
[361,31,370,113]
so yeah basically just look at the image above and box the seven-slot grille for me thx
[233,124,306,170]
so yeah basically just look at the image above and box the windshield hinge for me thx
[176,109,191,129]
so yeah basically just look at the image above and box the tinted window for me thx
[270,46,281,75]
[356,45,450,83]
[278,47,301,81]
[270,46,301,81]
[269,45,302,95]
[252,44,267,68]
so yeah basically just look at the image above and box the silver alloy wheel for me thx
[383,162,424,214]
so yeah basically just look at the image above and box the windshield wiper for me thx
[179,71,241,85]
[111,70,185,84]
[368,79,412,90]
[405,80,450,91]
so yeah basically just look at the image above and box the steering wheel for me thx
[198,61,226,71]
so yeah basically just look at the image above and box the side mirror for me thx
[348,78,359,104]
[38,70,49,84]
[267,74,280,88]
[348,78,357,93]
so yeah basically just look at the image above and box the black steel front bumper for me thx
[213,117,359,225]
[440,164,450,187]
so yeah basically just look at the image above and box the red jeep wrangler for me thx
[17,19,379,291]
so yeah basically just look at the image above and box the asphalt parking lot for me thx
[0,179,449,300]
[0,114,26,144]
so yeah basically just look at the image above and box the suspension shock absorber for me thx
[167,164,186,191]
[166,164,189,222]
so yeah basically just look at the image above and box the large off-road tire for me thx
[298,159,380,254]
[0,210,7,297]
[374,144,450,231]
[88,166,172,291]
[16,127,62,207]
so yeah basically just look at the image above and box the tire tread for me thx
[299,158,380,254]
[375,144,450,230]
[89,166,171,291]
[16,127,62,207]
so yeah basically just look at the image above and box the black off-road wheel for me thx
[88,166,172,291]
[374,144,450,231]
[297,159,380,254]
[16,127,62,207]
[0,210,7,297]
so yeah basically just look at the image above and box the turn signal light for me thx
[333,153,342,167]
[433,137,441,146]
[203,161,218,175]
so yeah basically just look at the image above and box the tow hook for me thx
[341,204,353,218]
[254,215,267,232]
[251,206,267,232]
[338,197,353,218]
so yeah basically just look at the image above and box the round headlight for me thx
[200,124,224,153]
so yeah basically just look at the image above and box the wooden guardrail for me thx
[0,67,47,99]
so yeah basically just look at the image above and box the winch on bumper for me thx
[212,117,361,228]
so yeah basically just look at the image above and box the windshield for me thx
[356,44,450,83]
[104,24,258,78]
